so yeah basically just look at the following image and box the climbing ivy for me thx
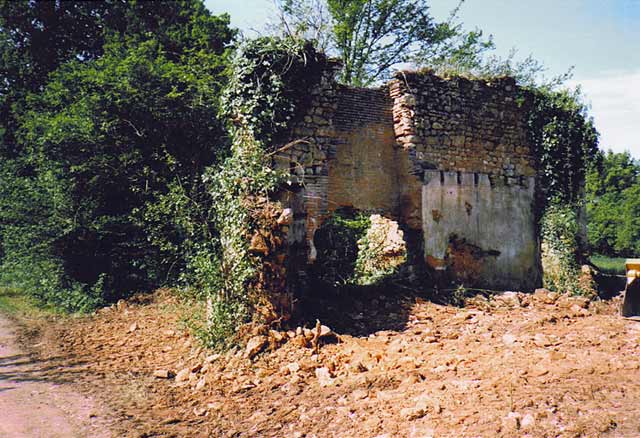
[526,87,600,208]
[187,37,328,349]
[540,204,594,296]
[524,87,599,295]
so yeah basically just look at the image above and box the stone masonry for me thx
[273,66,542,293]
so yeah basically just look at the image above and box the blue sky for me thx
[206,0,640,156]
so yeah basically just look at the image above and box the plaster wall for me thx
[422,170,540,291]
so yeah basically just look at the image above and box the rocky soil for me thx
[28,289,640,438]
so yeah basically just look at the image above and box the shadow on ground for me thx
[0,351,90,385]
[294,280,461,337]
[294,271,628,337]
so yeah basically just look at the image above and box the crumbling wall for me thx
[389,71,541,290]
[389,71,536,178]
[274,67,542,293]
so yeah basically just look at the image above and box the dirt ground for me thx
[0,313,112,438]
[23,288,640,438]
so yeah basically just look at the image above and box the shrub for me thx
[541,204,593,296]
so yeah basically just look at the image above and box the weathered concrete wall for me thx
[422,170,540,291]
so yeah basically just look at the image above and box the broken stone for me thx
[533,333,552,347]
[116,299,127,311]
[195,377,206,391]
[400,405,427,421]
[153,369,174,379]
[494,292,520,308]
[249,233,269,255]
[521,413,535,430]
[245,336,268,359]
[269,329,285,344]
[318,325,333,338]
[548,350,566,361]
[287,362,300,374]
[205,354,220,363]
[207,402,223,411]
[544,291,560,304]
[175,368,191,383]
[351,389,369,400]
[128,322,138,333]
[277,208,293,225]
[315,367,334,387]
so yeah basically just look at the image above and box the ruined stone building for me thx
[273,64,542,293]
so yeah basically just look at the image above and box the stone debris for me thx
[245,336,268,359]
[36,289,640,438]
[533,333,552,347]
[153,369,174,379]
[502,333,518,346]
[175,368,191,383]
[276,208,293,225]
[315,367,334,387]
[400,404,428,421]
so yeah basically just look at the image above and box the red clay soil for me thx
[28,289,640,438]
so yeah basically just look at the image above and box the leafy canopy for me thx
[586,151,640,257]
[0,0,236,310]
[276,0,492,86]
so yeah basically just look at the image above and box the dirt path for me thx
[0,313,112,438]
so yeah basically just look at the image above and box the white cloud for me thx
[570,70,640,157]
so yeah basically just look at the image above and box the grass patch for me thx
[591,255,626,275]
[0,287,60,319]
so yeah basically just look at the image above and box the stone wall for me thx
[390,71,536,178]
[274,67,541,292]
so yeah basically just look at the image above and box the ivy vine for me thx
[190,37,328,349]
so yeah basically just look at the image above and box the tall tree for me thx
[586,150,640,256]
[0,1,236,309]
[276,0,492,86]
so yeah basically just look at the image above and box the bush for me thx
[541,204,593,296]
[312,209,371,287]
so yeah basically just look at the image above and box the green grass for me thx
[0,287,59,318]
[590,255,627,275]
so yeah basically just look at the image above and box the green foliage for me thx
[0,1,235,311]
[353,217,406,285]
[313,209,372,286]
[188,37,328,349]
[590,255,626,276]
[526,88,600,208]
[276,0,493,86]
[524,89,599,294]
[586,150,640,256]
[540,204,592,296]
[313,211,406,287]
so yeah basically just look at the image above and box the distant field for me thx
[591,255,627,275]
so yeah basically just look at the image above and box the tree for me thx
[276,0,492,86]
[0,1,236,309]
[586,150,640,256]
